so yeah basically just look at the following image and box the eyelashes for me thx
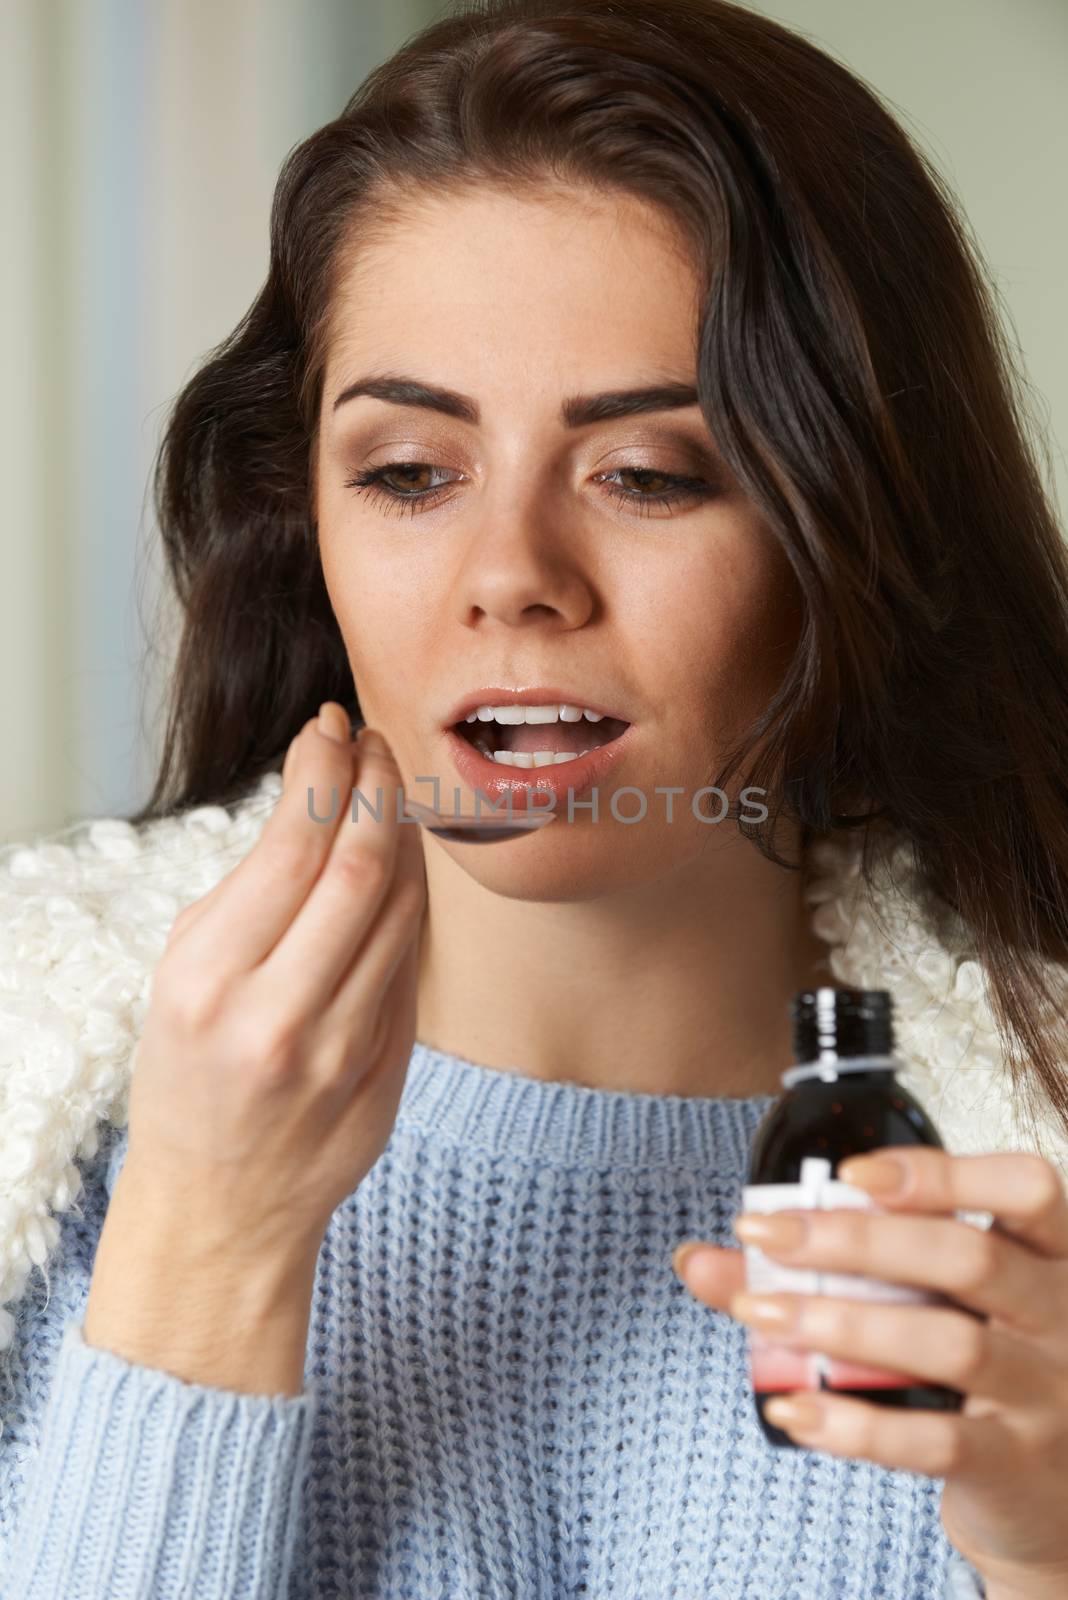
[342,461,717,520]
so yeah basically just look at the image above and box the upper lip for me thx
[443,686,633,728]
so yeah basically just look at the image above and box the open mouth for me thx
[452,708,632,769]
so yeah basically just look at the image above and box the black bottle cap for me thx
[790,987,895,1063]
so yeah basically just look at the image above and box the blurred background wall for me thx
[1,0,1065,844]
[0,0,440,847]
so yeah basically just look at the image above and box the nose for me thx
[451,498,596,632]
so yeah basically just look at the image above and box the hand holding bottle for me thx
[669,985,1068,1597]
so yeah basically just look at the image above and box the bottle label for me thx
[740,1155,946,1394]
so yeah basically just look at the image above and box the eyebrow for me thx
[331,373,701,429]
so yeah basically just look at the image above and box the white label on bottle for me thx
[740,1156,948,1394]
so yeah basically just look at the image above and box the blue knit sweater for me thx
[0,1039,988,1598]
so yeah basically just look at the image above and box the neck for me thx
[415,827,832,1098]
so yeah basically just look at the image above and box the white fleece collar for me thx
[1,773,1065,1351]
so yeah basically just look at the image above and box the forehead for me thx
[322,184,704,391]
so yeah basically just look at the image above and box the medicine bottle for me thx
[740,987,967,1449]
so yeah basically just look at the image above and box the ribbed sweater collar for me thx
[398,1041,772,1170]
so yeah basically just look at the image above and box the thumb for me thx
[671,1241,748,1307]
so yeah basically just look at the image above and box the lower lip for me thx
[439,723,637,813]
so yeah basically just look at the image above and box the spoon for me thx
[401,797,558,843]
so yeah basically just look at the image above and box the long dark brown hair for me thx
[131,0,1068,1145]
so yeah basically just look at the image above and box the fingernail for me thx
[838,1155,908,1194]
[358,727,388,758]
[731,1292,796,1328]
[734,1213,808,1250]
[672,1240,715,1276]
[317,703,350,744]
[764,1395,824,1430]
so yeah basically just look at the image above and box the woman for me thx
[2,1,1067,1595]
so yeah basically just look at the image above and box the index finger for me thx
[838,1146,1068,1260]
[252,726,420,1014]
[169,709,364,974]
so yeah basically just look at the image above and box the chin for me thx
[435,823,704,903]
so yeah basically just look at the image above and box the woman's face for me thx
[314,183,801,898]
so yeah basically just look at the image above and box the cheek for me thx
[317,523,441,723]
[653,527,801,714]
[319,509,418,636]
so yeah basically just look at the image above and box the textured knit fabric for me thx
[4,769,1060,1596]
[1,1043,989,1599]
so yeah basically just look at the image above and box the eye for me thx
[344,462,450,516]
[343,462,716,519]
[595,467,714,516]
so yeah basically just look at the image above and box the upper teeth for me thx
[465,704,606,724]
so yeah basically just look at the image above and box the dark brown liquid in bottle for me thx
[746,989,966,1450]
